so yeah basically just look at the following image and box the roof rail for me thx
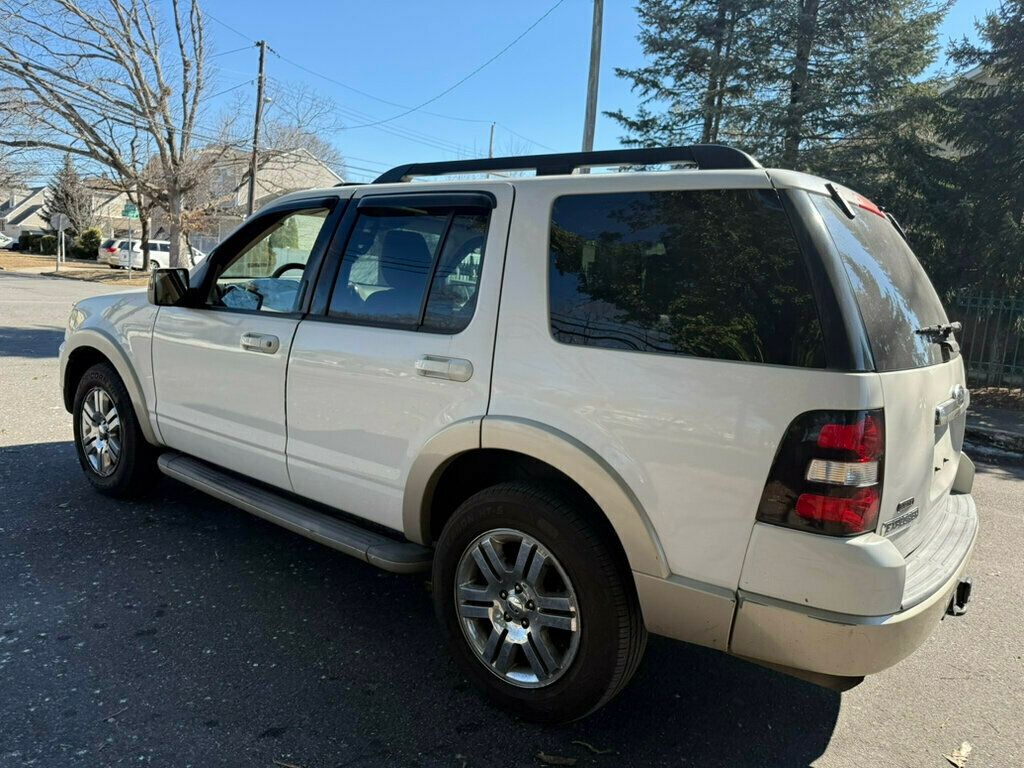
[372,144,761,183]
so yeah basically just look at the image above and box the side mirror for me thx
[148,268,190,306]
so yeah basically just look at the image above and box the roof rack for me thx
[372,144,761,184]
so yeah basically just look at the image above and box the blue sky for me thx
[204,0,1000,182]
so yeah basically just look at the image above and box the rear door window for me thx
[549,188,826,367]
[811,194,953,371]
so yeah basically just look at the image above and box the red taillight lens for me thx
[795,487,880,534]
[756,409,885,537]
[854,194,886,218]
[105,247,117,253]
[817,414,882,461]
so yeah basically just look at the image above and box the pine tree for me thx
[41,154,94,236]
[606,1,773,148]
[940,0,1024,290]
[609,1,950,169]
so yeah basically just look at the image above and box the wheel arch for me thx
[403,416,669,579]
[62,330,160,445]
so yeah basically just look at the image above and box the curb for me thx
[965,424,1024,458]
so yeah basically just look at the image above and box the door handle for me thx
[415,355,473,382]
[240,332,280,354]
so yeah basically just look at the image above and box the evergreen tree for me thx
[941,0,1024,290]
[610,1,950,168]
[41,153,93,236]
[607,1,773,148]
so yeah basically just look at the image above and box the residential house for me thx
[0,186,47,241]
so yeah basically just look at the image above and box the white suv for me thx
[59,146,977,722]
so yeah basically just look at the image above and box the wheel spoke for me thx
[457,583,492,603]
[107,436,121,459]
[457,603,491,620]
[526,549,548,584]
[493,636,516,673]
[520,635,549,680]
[482,627,504,664]
[534,594,572,612]
[530,629,560,675]
[470,547,501,585]
[479,539,508,579]
[82,400,99,425]
[512,538,535,579]
[536,611,576,632]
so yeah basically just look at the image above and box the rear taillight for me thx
[756,410,884,536]
[105,247,117,253]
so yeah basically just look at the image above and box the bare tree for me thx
[0,0,226,267]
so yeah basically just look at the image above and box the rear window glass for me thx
[811,194,953,371]
[101,239,115,248]
[549,188,826,368]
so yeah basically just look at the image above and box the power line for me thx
[338,0,567,130]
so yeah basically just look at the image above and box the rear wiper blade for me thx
[916,321,962,353]
[915,321,962,338]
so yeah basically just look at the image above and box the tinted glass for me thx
[211,207,329,313]
[330,209,489,332]
[811,194,952,371]
[422,213,488,333]
[549,189,825,367]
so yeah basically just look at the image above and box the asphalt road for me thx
[1,271,1022,768]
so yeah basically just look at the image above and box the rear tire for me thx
[432,481,646,722]
[72,362,159,497]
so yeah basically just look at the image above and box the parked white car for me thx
[59,146,977,722]
[99,238,205,269]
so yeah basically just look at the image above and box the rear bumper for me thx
[730,493,978,677]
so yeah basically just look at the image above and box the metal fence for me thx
[956,292,1024,390]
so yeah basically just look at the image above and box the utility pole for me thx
[247,40,267,217]
[581,0,603,156]
[488,122,495,158]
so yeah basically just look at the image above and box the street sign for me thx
[121,202,139,219]
[49,213,69,231]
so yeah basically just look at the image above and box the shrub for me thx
[18,233,41,252]
[74,227,103,260]
[39,235,58,255]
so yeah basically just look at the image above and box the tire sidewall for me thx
[433,486,629,722]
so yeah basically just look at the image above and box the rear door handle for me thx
[240,332,280,354]
[415,355,473,382]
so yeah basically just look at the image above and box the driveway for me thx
[1,271,1022,767]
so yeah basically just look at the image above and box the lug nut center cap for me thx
[507,594,527,614]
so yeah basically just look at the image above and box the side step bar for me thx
[157,452,433,574]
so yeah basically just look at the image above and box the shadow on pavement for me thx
[1,440,840,767]
[0,325,64,358]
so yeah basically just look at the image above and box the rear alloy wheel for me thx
[433,482,646,722]
[72,362,158,497]
[455,528,581,688]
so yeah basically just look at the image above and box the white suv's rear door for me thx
[285,184,512,532]
[810,192,968,555]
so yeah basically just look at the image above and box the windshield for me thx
[812,193,954,371]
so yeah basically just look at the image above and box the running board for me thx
[157,452,432,574]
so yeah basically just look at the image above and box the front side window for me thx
[549,189,825,367]
[329,206,489,332]
[209,207,330,313]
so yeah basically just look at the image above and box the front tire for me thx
[72,362,158,497]
[433,482,646,722]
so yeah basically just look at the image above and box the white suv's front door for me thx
[152,200,340,489]
[286,185,512,532]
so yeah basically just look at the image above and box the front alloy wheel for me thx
[456,528,580,688]
[79,386,121,476]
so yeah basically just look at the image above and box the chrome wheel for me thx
[79,386,121,477]
[455,528,580,688]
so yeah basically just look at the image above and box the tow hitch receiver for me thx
[948,577,973,616]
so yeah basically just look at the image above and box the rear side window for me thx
[549,189,825,367]
[329,206,489,333]
[811,195,952,371]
